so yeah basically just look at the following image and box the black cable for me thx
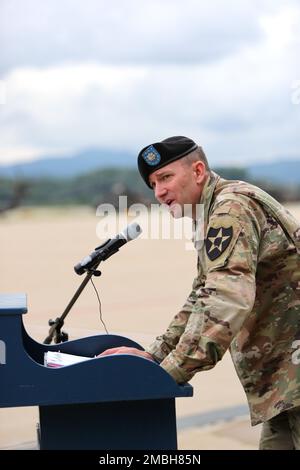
[90,277,109,334]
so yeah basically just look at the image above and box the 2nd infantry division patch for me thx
[205,226,233,261]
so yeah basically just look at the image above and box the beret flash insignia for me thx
[142,145,161,166]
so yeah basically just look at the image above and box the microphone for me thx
[74,222,142,275]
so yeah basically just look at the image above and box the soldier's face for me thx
[149,159,205,218]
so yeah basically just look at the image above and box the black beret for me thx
[137,136,198,188]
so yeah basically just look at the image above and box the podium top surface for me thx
[0,293,27,315]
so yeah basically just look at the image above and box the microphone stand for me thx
[43,222,142,345]
[43,266,101,345]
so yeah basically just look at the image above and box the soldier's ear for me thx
[193,161,206,184]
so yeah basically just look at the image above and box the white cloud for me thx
[0,0,281,71]
[0,1,300,165]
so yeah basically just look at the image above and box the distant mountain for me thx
[0,148,135,179]
[0,148,300,185]
[248,160,300,185]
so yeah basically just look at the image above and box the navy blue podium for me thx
[0,293,193,449]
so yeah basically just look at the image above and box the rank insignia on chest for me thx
[205,226,233,261]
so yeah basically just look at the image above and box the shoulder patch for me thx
[205,226,233,261]
[205,215,242,268]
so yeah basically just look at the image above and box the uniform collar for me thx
[199,171,220,226]
[193,171,220,246]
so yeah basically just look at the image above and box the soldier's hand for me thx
[97,346,154,361]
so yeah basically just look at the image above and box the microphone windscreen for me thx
[121,222,142,241]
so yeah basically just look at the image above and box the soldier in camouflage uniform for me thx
[100,136,300,449]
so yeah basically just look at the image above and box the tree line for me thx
[1,166,299,213]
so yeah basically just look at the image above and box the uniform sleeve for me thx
[159,200,262,383]
[146,275,203,363]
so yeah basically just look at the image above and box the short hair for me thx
[181,146,210,171]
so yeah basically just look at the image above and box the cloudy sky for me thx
[0,0,300,166]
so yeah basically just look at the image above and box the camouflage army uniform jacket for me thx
[147,171,300,425]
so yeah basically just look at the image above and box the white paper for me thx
[44,351,92,368]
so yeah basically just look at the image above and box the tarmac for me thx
[3,205,290,451]
[0,407,262,450]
